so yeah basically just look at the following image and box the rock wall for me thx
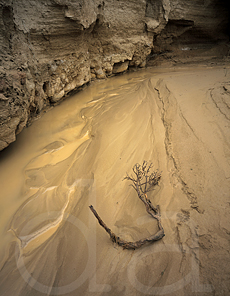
[0,0,229,150]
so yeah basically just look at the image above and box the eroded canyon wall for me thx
[0,0,229,150]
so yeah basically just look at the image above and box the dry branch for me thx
[89,161,165,250]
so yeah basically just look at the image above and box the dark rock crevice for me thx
[0,0,229,150]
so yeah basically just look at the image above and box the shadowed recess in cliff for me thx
[1,0,230,151]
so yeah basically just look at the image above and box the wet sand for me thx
[0,65,230,295]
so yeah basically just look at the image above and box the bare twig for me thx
[89,161,165,250]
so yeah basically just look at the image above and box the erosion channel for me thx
[0,65,230,296]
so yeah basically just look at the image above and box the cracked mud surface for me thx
[0,65,229,295]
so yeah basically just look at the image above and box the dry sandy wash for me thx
[0,64,229,296]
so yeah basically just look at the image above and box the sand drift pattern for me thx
[0,67,229,295]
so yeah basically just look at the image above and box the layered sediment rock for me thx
[0,0,229,150]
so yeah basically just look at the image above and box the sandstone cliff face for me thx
[0,0,229,150]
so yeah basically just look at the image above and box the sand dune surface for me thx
[0,65,230,296]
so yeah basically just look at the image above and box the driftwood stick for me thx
[89,205,164,250]
[89,161,165,250]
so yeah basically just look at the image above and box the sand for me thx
[0,64,229,296]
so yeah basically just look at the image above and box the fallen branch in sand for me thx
[89,161,165,250]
